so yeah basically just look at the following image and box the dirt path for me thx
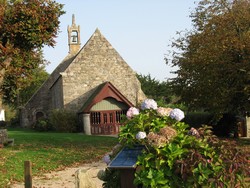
[11,161,106,188]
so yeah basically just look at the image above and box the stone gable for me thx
[61,28,145,112]
[21,28,146,127]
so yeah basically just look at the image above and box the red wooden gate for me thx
[90,110,126,135]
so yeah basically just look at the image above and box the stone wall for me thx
[21,80,51,127]
[0,129,7,144]
[21,55,76,127]
[51,76,64,109]
[61,29,145,112]
[21,29,146,127]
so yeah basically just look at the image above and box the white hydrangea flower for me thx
[169,108,185,121]
[141,99,158,110]
[126,107,140,119]
[136,131,147,140]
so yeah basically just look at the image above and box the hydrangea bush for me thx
[100,99,249,188]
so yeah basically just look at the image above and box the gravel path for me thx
[11,161,106,188]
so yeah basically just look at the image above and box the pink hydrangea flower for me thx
[157,107,173,117]
[188,127,200,138]
[141,99,157,110]
[136,131,147,140]
[169,108,185,121]
[126,107,140,119]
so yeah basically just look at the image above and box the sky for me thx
[43,0,197,81]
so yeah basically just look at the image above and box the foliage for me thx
[99,168,121,188]
[32,117,53,132]
[213,113,239,137]
[0,104,19,127]
[31,109,78,133]
[0,0,64,104]
[137,74,174,103]
[2,104,16,122]
[103,99,249,187]
[48,109,78,132]
[19,66,49,104]
[3,65,49,107]
[0,128,118,187]
[0,120,6,127]
[98,143,123,188]
[167,0,250,116]
[184,111,213,128]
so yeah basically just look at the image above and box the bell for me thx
[72,35,77,43]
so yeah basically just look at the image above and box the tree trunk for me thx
[0,57,12,109]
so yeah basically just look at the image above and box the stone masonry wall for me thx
[21,29,146,127]
[21,55,76,127]
[51,77,64,109]
[61,29,145,112]
[21,80,51,126]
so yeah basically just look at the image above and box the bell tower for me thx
[67,14,81,54]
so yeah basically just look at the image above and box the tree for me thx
[3,65,49,107]
[0,0,64,107]
[136,73,173,104]
[168,0,250,116]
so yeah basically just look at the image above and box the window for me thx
[71,31,78,43]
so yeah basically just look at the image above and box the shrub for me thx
[0,121,6,128]
[98,143,123,188]
[101,99,249,188]
[3,105,17,123]
[183,111,213,128]
[33,118,53,132]
[213,113,238,137]
[2,105,18,127]
[9,117,20,127]
[98,169,120,188]
[48,109,77,132]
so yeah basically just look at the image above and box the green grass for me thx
[0,128,118,187]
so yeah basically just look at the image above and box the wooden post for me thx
[120,169,136,188]
[24,161,32,188]
[246,116,250,138]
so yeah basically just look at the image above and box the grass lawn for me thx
[0,128,118,187]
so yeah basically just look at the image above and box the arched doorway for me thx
[35,111,44,121]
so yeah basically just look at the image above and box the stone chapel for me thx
[20,15,146,135]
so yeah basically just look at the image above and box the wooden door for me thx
[90,110,126,135]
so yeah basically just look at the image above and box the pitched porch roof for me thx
[79,82,133,113]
